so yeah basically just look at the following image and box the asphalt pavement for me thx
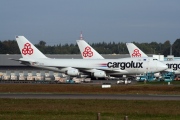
[0,93,179,100]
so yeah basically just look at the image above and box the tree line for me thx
[0,38,180,57]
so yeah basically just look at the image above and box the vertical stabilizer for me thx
[76,33,104,59]
[16,36,47,59]
[126,43,148,57]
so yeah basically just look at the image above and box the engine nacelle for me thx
[66,69,80,76]
[93,71,106,78]
[154,73,160,77]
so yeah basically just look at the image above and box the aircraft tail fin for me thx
[15,36,47,59]
[77,39,104,59]
[126,43,148,57]
[76,32,104,59]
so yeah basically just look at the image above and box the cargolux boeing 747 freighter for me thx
[10,36,167,78]
[126,43,180,74]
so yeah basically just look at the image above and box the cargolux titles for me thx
[107,61,143,70]
[166,63,180,70]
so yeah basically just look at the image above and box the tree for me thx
[0,39,179,56]
[38,41,46,46]
[172,38,180,57]
[162,40,171,56]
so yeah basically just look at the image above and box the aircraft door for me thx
[145,58,150,73]
[148,58,157,73]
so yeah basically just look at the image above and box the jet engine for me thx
[154,72,160,77]
[66,69,80,76]
[93,71,106,78]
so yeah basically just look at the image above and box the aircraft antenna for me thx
[80,31,83,40]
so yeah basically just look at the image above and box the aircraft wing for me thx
[55,66,128,74]
[8,58,21,61]
[9,58,33,65]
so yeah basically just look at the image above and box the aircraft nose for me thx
[158,62,168,71]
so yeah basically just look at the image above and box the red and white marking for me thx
[132,49,141,57]
[83,46,93,57]
[22,43,33,55]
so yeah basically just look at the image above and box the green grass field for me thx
[0,84,180,120]
[0,99,180,120]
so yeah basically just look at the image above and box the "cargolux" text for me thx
[166,63,180,70]
[107,61,143,70]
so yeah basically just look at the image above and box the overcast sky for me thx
[1,0,180,45]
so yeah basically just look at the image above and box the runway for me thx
[0,93,179,100]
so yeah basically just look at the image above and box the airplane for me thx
[126,43,180,74]
[10,36,167,79]
[76,34,167,79]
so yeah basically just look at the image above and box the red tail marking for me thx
[83,46,93,57]
[132,49,141,57]
[22,43,33,55]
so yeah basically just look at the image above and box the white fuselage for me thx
[126,43,180,74]
[22,57,167,75]
[162,61,180,74]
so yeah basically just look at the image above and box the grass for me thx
[0,99,180,120]
[0,84,180,120]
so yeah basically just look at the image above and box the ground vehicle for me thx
[136,73,156,82]
[161,72,175,82]
[175,75,180,81]
[117,78,131,84]
[164,76,173,82]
